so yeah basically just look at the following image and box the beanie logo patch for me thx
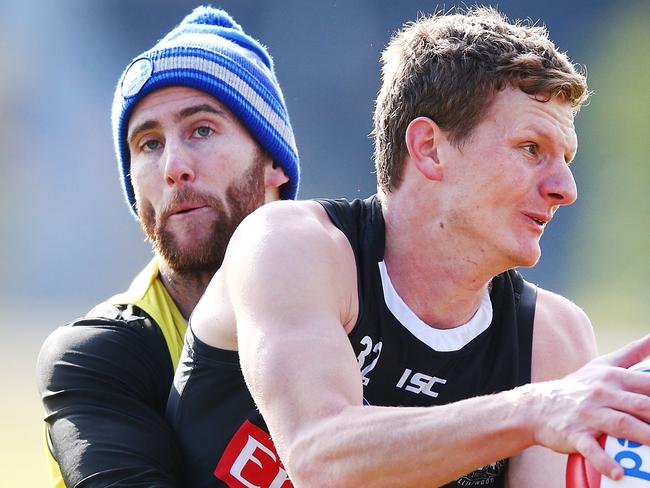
[121,57,154,99]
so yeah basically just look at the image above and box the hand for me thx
[531,334,650,480]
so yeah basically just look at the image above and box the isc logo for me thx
[396,368,447,397]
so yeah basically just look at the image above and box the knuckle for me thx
[608,412,629,433]
[598,367,618,383]
[588,385,607,403]
[574,435,595,456]
[630,394,649,413]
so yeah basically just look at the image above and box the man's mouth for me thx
[174,207,199,215]
[524,213,549,227]
[168,203,207,217]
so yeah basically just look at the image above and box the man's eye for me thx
[523,144,538,155]
[194,126,214,138]
[142,139,161,152]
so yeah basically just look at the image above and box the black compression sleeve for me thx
[36,314,182,487]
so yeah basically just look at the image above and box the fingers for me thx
[574,435,624,481]
[619,370,650,397]
[570,379,650,446]
[612,390,650,423]
[570,389,650,481]
[598,334,650,369]
[600,409,650,448]
[564,366,650,416]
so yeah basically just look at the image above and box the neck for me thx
[380,191,503,329]
[157,257,215,320]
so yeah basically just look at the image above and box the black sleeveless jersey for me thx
[166,195,536,488]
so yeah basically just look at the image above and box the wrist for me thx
[501,383,542,449]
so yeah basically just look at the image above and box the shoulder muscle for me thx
[225,200,357,330]
[531,288,597,382]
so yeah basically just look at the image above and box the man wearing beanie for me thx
[36,6,299,487]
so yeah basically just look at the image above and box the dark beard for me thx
[138,157,266,276]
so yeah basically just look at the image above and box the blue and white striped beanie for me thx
[112,6,300,216]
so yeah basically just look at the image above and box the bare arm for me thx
[226,201,650,487]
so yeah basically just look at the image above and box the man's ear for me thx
[264,161,289,202]
[405,117,444,182]
[264,161,289,189]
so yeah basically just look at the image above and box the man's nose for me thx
[163,141,195,187]
[541,158,577,207]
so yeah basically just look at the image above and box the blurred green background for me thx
[0,1,647,485]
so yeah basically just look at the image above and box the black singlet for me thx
[167,195,536,488]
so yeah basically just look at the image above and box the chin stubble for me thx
[139,156,266,275]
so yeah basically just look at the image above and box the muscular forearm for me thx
[280,347,650,487]
[282,388,537,487]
